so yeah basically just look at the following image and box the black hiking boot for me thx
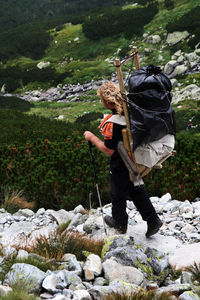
[146,216,163,238]
[104,215,127,234]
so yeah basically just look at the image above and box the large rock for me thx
[0,221,57,247]
[171,64,188,77]
[0,221,35,247]
[169,243,200,270]
[45,209,74,225]
[166,31,190,46]
[37,61,51,69]
[83,254,102,280]
[146,34,161,44]
[172,84,200,104]
[4,263,45,293]
[102,259,144,285]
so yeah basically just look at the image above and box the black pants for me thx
[110,167,157,226]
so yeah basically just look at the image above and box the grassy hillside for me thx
[1,0,200,93]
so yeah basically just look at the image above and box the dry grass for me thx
[103,291,175,300]
[22,230,104,261]
[1,188,35,213]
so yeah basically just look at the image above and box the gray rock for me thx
[62,289,74,298]
[73,205,85,214]
[172,84,200,104]
[73,289,92,300]
[166,31,190,46]
[40,292,55,299]
[146,34,161,44]
[0,221,35,247]
[169,243,200,270]
[0,285,12,296]
[83,254,102,280]
[103,259,144,285]
[15,208,35,217]
[83,216,100,233]
[2,246,17,258]
[93,277,108,286]
[104,246,139,266]
[37,61,51,69]
[156,283,191,295]
[42,273,61,293]
[4,263,45,293]
[61,253,82,276]
[164,60,177,75]
[68,213,88,229]
[46,209,74,225]
[171,64,188,77]
[178,291,199,300]
[88,285,115,300]
[16,249,29,260]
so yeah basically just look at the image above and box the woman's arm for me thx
[84,131,114,156]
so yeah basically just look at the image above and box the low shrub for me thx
[0,96,34,112]
[175,109,200,133]
[0,135,109,210]
[0,109,93,146]
[75,112,103,124]
[82,3,158,40]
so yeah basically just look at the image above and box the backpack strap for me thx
[103,115,126,126]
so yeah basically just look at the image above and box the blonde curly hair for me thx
[97,81,124,115]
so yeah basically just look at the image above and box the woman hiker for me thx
[84,81,163,237]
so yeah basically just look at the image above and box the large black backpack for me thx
[127,65,176,150]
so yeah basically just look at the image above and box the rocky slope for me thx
[0,193,200,299]
[3,31,200,107]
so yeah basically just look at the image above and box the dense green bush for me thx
[75,112,103,124]
[175,109,200,133]
[0,0,131,33]
[0,109,98,146]
[164,0,174,10]
[0,128,199,211]
[0,64,71,92]
[82,2,158,40]
[0,108,199,209]
[0,136,109,210]
[0,96,34,112]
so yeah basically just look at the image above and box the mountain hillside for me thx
[0,0,200,93]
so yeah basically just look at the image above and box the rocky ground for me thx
[0,193,200,299]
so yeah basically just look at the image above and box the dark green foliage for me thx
[166,5,200,49]
[0,109,199,210]
[0,0,131,33]
[175,110,200,133]
[164,0,174,10]
[0,110,109,209]
[0,65,70,92]
[82,2,158,40]
[0,23,52,60]
[0,96,34,112]
[0,135,109,210]
[0,110,84,145]
[75,112,103,124]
